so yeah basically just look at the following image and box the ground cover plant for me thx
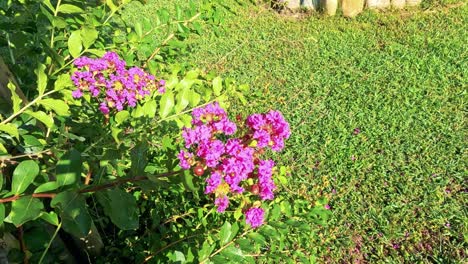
[122,0,467,262]
[0,0,466,263]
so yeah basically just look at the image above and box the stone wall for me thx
[282,0,422,17]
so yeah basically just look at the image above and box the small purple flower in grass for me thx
[353,128,361,135]
[324,204,331,210]
[245,207,264,228]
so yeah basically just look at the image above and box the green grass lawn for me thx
[124,0,467,262]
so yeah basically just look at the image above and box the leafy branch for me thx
[0,90,57,125]
[0,170,181,204]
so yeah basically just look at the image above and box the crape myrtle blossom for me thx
[178,102,290,228]
[71,51,165,114]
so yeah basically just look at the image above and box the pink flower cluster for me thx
[71,52,165,115]
[178,102,290,228]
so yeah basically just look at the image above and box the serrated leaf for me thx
[35,64,47,96]
[51,191,91,238]
[24,110,54,128]
[212,76,222,96]
[159,91,174,118]
[0,124,19,139]
[54,74,72,91]
[34,181,59,193]
[6,196,43,227]
[39,98,70,116]
[114,110,129,125]
[7,82,21,113]
[219,221,232,246]
[58,4,84,14]
[96,188,139,230]
[68,30,82,58]
[56,149,82,187]
[12,160,40,194]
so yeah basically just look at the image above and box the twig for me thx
[84,169,92,185]
[78,170,180,194]
[143,13,201,68]
[38,222,62,264]
[0,171,181,204]
[200,230,251,264]
[0,149,51,162]
[18,226,29,264]
[1,90,57,125]
[142,233,201,263]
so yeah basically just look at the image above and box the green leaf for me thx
[0,204,4,224]
[229,222,239,241]
[86,49,106,57]
[6,196,44,227]
[39,98,70,116]
[106,0,118,12]
[188,90,201,107]
[34,181,59,193]
[212,76,222,96]
[7,82,21,113]
[11,160,40,195]
[159,91,174,118]
[130,142,147,177]
[219,221,232,246]
[175,87,190,113]
[219,245,245,262]
[81,27,98,49]
[56,149,82,187]
[35,64,47,96]
[135,22,143,38]
[40,211,59,226]
[42,0,55,12]
[247,232,266,245]
[24,110,54,128]
[58,4,84,14]
[114,110,129,125]
[51,191,91,238]
[182,170,197,192]
[68,30,82,58]
[96,188,139,230]
[198,241,215,261]
[0,124,19,139]
[54,74,72,91]
[111,126,122,144]
[143,100,157,118]
[0,142,6,155]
